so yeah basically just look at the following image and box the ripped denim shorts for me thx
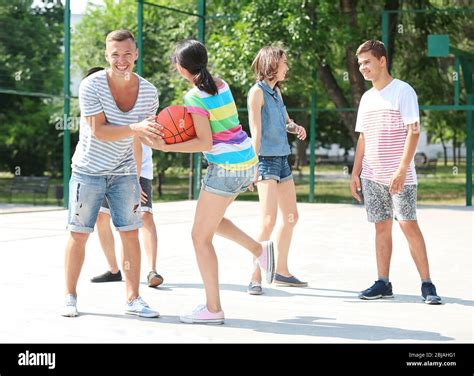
[67,171,142,233]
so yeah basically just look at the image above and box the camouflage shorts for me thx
[361,178,417,223]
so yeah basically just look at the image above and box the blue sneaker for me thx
[125,296,160,318]
[359,280,393,300]
[421,282,442,305]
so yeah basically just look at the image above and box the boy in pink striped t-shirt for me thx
[350,40,441,305]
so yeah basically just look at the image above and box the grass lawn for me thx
[239,163,469,205]
[0,163,470,206]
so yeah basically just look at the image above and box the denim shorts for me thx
[361,178,417,223]
[201,163,257,197]
[100,176,153,214]
[258,155,293,183]
[67,172,142,233]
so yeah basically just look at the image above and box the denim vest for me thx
[253,80,291,156]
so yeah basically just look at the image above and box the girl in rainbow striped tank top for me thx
[151,40,276,324]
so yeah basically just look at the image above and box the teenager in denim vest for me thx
[246,46,307,295]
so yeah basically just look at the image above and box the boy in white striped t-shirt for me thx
[62,30,161,318]
[350,40,441,305]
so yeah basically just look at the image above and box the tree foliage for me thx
[1,0,471,177]
[0,0,64,176]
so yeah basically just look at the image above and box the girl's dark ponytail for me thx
[174,40,218,96]
[193,66,218,96]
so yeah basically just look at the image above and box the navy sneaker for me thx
[359,280,394,300]
[273,273,308,287]
[421,282,442,305]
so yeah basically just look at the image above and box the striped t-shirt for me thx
[72,69,159,175]
[184,80,258,171]
[355,79,420,186]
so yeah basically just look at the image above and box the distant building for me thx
[305,129,466,164]
[417,131,466,160]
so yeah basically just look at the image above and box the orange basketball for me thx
[155,105,196,144]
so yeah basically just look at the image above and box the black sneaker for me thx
[421,282,442,305]
[359,280,394,300]
[91,270,122,283]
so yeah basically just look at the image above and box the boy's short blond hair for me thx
[106,29,136,45]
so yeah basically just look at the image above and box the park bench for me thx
[416,158,438,175]
[8,176,50,205]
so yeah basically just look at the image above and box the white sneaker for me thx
[179,304,224,324]
[125,296,160,318]
[61,294,78,317]
[255,240,275,284]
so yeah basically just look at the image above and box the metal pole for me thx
[466,93,472,206]
[137,0,143,75]
[309,80,317,203]
[198,0,205,42]
[381,10,389,60]
[63,0,71,208]
[454,57,460,106]
[192,0,205,199]
[308,12,317,203]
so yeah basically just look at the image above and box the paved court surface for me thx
[0,201,472,343]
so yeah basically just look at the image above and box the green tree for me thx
[391,0,471,164]
[72,0,471,174]
[203,0,389,164]
[0,0,64,176]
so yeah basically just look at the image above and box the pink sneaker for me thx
[179,304,225,324]
[255,240,275,284]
